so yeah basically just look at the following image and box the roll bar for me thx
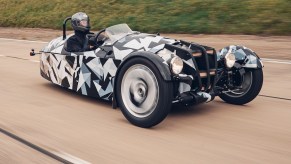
[63,17,72,40]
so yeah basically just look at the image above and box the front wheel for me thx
[219,69,263,105]
[116,58,173,128]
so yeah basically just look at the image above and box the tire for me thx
[219,68,263,105]
[116,57,173,128]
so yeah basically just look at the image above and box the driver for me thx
[65,12,95,52]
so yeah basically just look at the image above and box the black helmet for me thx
[71,12,90,33]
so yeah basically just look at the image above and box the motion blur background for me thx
[1,0,291,163]
[0,0,290,35]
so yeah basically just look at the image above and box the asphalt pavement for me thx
[0,38,291,164]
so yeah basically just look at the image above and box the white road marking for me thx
[263,60,291,65]
[30,60,40,63]
[0,37,291,65]
[0,38,48,44]
[54,151,91,164]
[261,58,291,65]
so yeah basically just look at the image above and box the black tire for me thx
[116,57,173,128]
[219,68,263,105]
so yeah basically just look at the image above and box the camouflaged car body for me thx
[40,30,263,103]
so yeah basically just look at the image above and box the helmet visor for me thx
[80,20,88,27]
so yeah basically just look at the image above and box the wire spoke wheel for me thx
[225,71,253,97]
[219,69,263,105]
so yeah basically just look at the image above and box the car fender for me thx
[218,45,263,69]
[111,51,172,108]
[115,51,172,82]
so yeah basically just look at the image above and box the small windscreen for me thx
[105,24,133,43]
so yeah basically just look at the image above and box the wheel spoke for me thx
[225,71,253,97]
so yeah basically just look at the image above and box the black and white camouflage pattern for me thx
[40,32,262,102]
[40,52,120,100]
[218,45,263,68]
[40,33,183,100]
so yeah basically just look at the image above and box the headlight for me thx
[224,52,236,68]
[170,56,183,74]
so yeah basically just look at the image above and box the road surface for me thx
[0,38,291,164]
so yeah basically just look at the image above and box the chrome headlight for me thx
[170,56,183,75]
[224,52,236,68]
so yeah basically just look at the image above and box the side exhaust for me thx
[173,91,215,105]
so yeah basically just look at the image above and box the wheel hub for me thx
[225,71,253,97]
[130,80,148,106]
[121,64,159,118]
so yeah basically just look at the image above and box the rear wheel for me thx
[219,69,263,105]
[116,58,173,128]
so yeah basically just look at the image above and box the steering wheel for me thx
[94,28,106,45]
